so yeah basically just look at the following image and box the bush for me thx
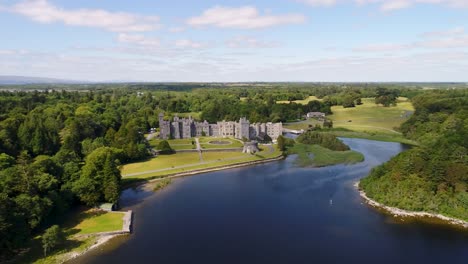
[157,140,174,154]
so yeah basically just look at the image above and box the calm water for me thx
[73,138,468,264]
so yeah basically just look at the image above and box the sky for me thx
[0,0,467,82]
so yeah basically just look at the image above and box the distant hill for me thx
[0,75,84,85]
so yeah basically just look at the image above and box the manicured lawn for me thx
[327,97,414,133]
[122,152,203,175]
[277,95,322,104]
[149,138,196,150]
[289,143,364,167]
[121,146,283,179]
[199,137,243,149]
[74,211,124,235]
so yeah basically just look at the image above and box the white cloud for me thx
[168,26,186,33]
[187,6,306,29]
[226,36,280,48]
[117,33,160,47]
[353,27,468,52]
[174,39,206,49]
[298,0,468,11]
[6,0,160,32]
[296,0,338,6]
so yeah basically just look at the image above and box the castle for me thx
[159,113,282,141]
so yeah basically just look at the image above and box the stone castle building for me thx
[159,113,282,141]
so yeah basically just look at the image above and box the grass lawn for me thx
[73,211,124,235]
[277,95,322,104]
[322,129,418,145]
[149,138,196,150]
[288,143,364,167]
[327,97,414,133]
[121,146,282,180]
[198,137,244,149]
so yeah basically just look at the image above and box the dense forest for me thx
[0,82,462,259]
[360,89,468,221]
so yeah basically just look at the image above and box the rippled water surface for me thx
[72,138,468,264]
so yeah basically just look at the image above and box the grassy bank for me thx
[321,129,418,145]
[15,209,125,264]
[121,147,283,180]
[288,143,364,167]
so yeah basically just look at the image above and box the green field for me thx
[121,147,282,180]
[289,143,364,167]
[149,138,196,150]
[199,137,244,149]
[73,211,124,235]
[327,97,414,133]
[277,95,322,104]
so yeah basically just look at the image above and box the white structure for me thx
[307,112,326,119]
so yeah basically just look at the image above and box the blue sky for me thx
[0,0,467,82]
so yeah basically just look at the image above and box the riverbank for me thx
[124,154,285,188]
[356,182,468,229]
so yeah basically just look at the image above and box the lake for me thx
[72,138,468,264]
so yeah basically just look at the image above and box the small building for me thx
[307,112,326,119]
[98,203,116,212]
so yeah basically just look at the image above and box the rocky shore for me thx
[356,182,468,229]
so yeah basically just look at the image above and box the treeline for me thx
[360,89,468,221]
[0,89,155,258]
[296,131,350,151]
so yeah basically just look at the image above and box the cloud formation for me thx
[187,6,306,29]
[117,34,160,47]
[6,0,160,32]
[226,36,280,48]
[299,0,468,11]
[353,27,468,52]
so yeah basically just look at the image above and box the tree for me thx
[0,153,14,170]
[323,119,333,129]
[73,147,122,206]
[157,140,174,154]
[42,225,65,256]
[277,135,286,151]
[375,87,400,107]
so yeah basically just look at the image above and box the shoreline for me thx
[356,182,468,229]
[125,154,286,188]
[66,234,123,262]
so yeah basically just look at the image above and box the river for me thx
[71,138,468,264]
